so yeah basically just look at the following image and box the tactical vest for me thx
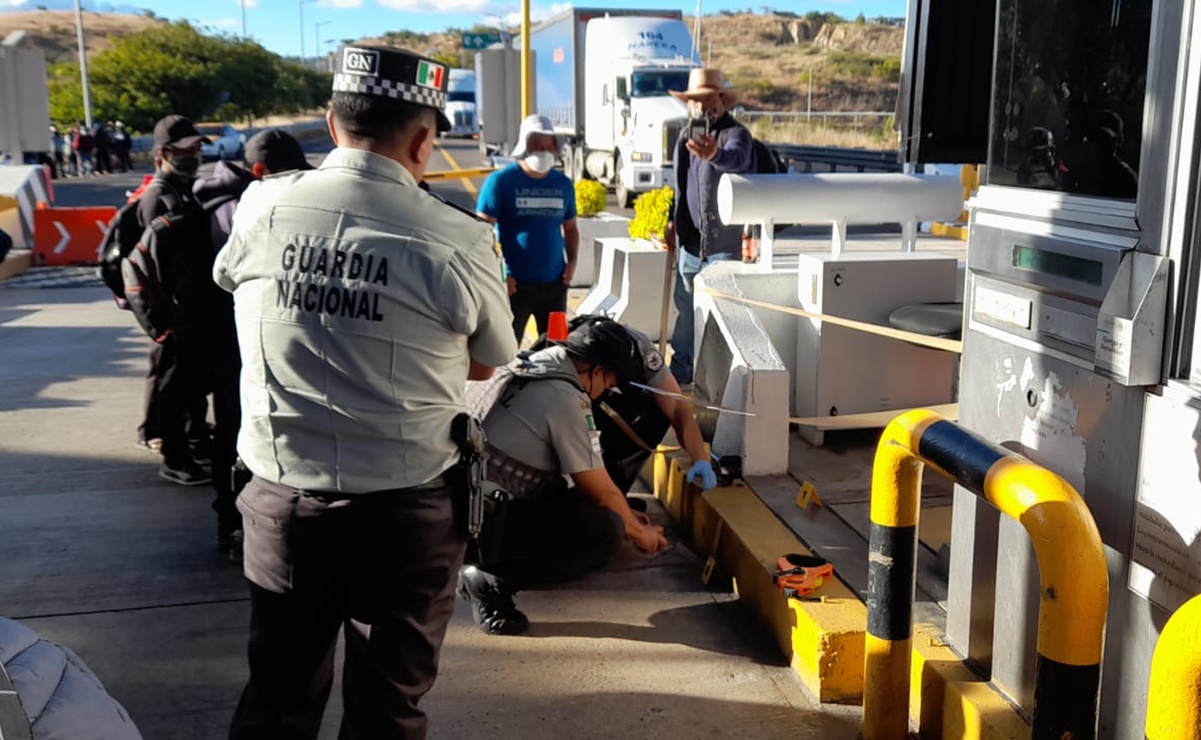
[465,356,586,499]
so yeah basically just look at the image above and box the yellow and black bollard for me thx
[862,409,1107,740]
[1146,593,1201,740]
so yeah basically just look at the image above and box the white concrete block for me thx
[693,262,792,476]
[576,237,676,341]
[574,213,631,287]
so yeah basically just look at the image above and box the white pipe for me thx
[717,172,964,227]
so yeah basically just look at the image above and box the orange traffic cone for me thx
[547,311,569,342]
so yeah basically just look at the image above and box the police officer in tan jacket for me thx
[214,46,516,739]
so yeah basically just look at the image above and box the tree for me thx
[47,21,330,131]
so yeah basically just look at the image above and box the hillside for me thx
[2,9,903,127]
[0,10,162,62]
[362,12,904,116]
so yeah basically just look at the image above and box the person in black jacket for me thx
[191,127,313,562]
[665,69,754,385]
[137,115,214,488]
[112,122,133,173]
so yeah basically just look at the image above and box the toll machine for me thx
[902,0,1201,735]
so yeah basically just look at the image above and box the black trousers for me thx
[478,490,624,589]
[207,353,242,525]
[230,475,467,740]
[140,340,209,446]
[156,335,230,468]
[509,280,567,341]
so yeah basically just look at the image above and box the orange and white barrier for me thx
[33,204,116,266]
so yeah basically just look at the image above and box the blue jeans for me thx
[668,249,737,383]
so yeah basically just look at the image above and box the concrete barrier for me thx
[574,213,631,287]
[693,261,792,476]
[576,237,676,341]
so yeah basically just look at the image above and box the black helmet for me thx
[560,315,643,383]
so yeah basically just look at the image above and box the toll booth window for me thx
[631,71,691,98]
[986,0,1152,200]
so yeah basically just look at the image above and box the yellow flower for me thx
[575,179,608,218]
[628,186,673,241]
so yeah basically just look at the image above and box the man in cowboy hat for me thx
[665,68,755,385]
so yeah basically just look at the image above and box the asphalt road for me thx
[49,133,487,211]
[48,132,637,217]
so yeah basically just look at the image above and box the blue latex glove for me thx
[685,459,717,491]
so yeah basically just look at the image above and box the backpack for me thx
[97,180,179,309]
[752,138,787,174]
[120,193,238,340]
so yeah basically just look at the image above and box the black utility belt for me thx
[254,473,451,502]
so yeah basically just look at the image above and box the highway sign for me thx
[461,32,502,50]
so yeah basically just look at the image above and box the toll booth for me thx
[904,0,1201,735]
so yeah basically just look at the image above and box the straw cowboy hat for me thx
[669,68,738,104]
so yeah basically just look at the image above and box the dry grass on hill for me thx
[0,10,161,62]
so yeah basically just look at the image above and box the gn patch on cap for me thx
[333,45,448,112]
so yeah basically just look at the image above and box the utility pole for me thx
[691,0,702,61]
[520,0,531,117]
[299,0,312,61]
[73,0,93,129]
[316,21,331,68]
[240,0,247,38]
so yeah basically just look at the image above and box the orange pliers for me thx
[773,553,834,599]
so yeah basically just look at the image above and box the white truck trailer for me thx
[0,35,50,165]
[531,9,698,206]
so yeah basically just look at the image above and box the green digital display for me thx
[1013,245,1103,286]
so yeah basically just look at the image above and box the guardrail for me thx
[739,110,892,125]
[767,143,902,173]
[129,118,330,154]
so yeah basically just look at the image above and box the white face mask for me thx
[524,151,554,174]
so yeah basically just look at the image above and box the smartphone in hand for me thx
[688,118,710,143]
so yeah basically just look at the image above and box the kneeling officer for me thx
[461,317,669,635]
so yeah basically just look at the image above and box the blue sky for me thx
[1,0,906,58]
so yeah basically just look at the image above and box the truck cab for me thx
[581,17,695,207]
[532,10,697,208]
[444,68,479,138]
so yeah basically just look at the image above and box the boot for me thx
[457,565,529,635]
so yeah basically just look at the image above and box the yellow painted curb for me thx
[650,449,1039,736]
[0,249,33,282]
[941,677,1030,740]
[910,625,980,739]
[929,222,969,241]
[650,445,867,703]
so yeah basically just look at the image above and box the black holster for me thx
[451,413,487,537]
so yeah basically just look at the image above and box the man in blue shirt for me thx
[478,115,579,341]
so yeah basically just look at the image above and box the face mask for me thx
[168,155,200,177]
[524,151,554,174]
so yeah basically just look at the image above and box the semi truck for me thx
[444,68,479,138]
[531,8,698,207]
